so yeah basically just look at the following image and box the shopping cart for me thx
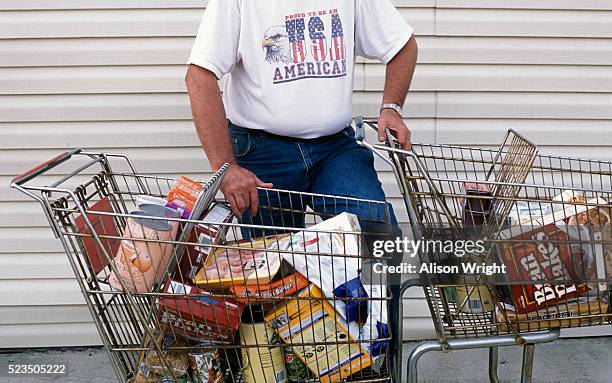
[355,118,612,383]
[11,149,399,383]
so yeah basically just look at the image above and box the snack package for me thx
[497,298,610,332]
[159,280,243,342]
[191,349,232,383]
[134,334,193,383]
[277,213,367,323]
[498,223,590,314]
[167,176,205,216]
[193,236,284,289]
[265,285,372,383]
[176,203,234,282]
[230,271,310,303]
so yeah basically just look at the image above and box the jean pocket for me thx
[230,131,252,158]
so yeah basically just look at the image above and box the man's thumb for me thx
[254,175,273,188]
[378,126,387,142]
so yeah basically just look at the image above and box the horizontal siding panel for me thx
[0,279,84,306]
[0,9,204,39]
[437,92,612,120]
[0,227,62,253]
[0,0,207,10]
[0,92,437,122]
[0,121,200,149]
[436,119,612,146]
[0,37,193,67]
[0,66,187,95]
[420,37,612,66]
[8,64,612,95]
[0,305,94,325]
[5,36,612,68]
[366,64,612,93]
[437,9,612,38]
[0,323,102,348]
[0,8,434,39]
[438,1,612,11]
[0,253,73,279]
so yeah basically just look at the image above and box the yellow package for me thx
[265,284,371,383]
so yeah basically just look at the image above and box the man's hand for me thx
[378,108,411,150]
[221,165,273,218]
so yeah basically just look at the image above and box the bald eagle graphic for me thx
[262,25,293,64]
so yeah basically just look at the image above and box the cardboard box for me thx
[265,285,371,383]
[159,280,243,342]
[497,299,610,332]
[230,272,310,303]
[175,203,234,282]
[498,223,590,314]
[193,236,284,289]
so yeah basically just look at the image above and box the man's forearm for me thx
[185,64,235,171]
[382,36,418,106]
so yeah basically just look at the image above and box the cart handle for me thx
[12,148,83,186]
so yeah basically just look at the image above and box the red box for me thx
[499,224,590,314]
[159,280,243,342]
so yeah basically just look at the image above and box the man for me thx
[186,0,417,376]
[186,0,417,221]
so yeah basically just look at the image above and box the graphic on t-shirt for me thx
[262,9,347,84]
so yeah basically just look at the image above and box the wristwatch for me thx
[380,103,403,116]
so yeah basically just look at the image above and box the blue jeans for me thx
[229,121,397,230]
[229,121,403,367]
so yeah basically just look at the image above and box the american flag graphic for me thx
[330,14,345,61]
[308,16,327,62]
[286,19,306,63]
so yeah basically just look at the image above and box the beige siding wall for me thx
[1,1,611,347]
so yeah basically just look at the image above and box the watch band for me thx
[380,103,403,116]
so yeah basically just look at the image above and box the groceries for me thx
[498,191,612,314]
[230,272,310,303]
[167,176,206,217]
[240,306,287,383]
[75,197,121,274]
[283,346,310,383]
[109,210,179,293]
[159,280,243,342]
[265,285,372,383]
[277,213,367,323]
[193,237,283,289]
[178,203,234,281]
[498,222,591,314]
[135,333,193,383]
[191,349,233,383]
[462,182,493,226]
[497,298,610,332]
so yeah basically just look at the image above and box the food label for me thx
[500,224,589,313]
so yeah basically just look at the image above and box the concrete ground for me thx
[0,338,610,382]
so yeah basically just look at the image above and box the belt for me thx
[228,121,353,144]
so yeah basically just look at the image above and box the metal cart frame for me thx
[355,117,611,383]
[11,148,400,383]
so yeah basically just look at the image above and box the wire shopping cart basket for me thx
[355,118,612,383]
[11,149,400,383]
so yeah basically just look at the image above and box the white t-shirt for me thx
[188,0,413,139]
